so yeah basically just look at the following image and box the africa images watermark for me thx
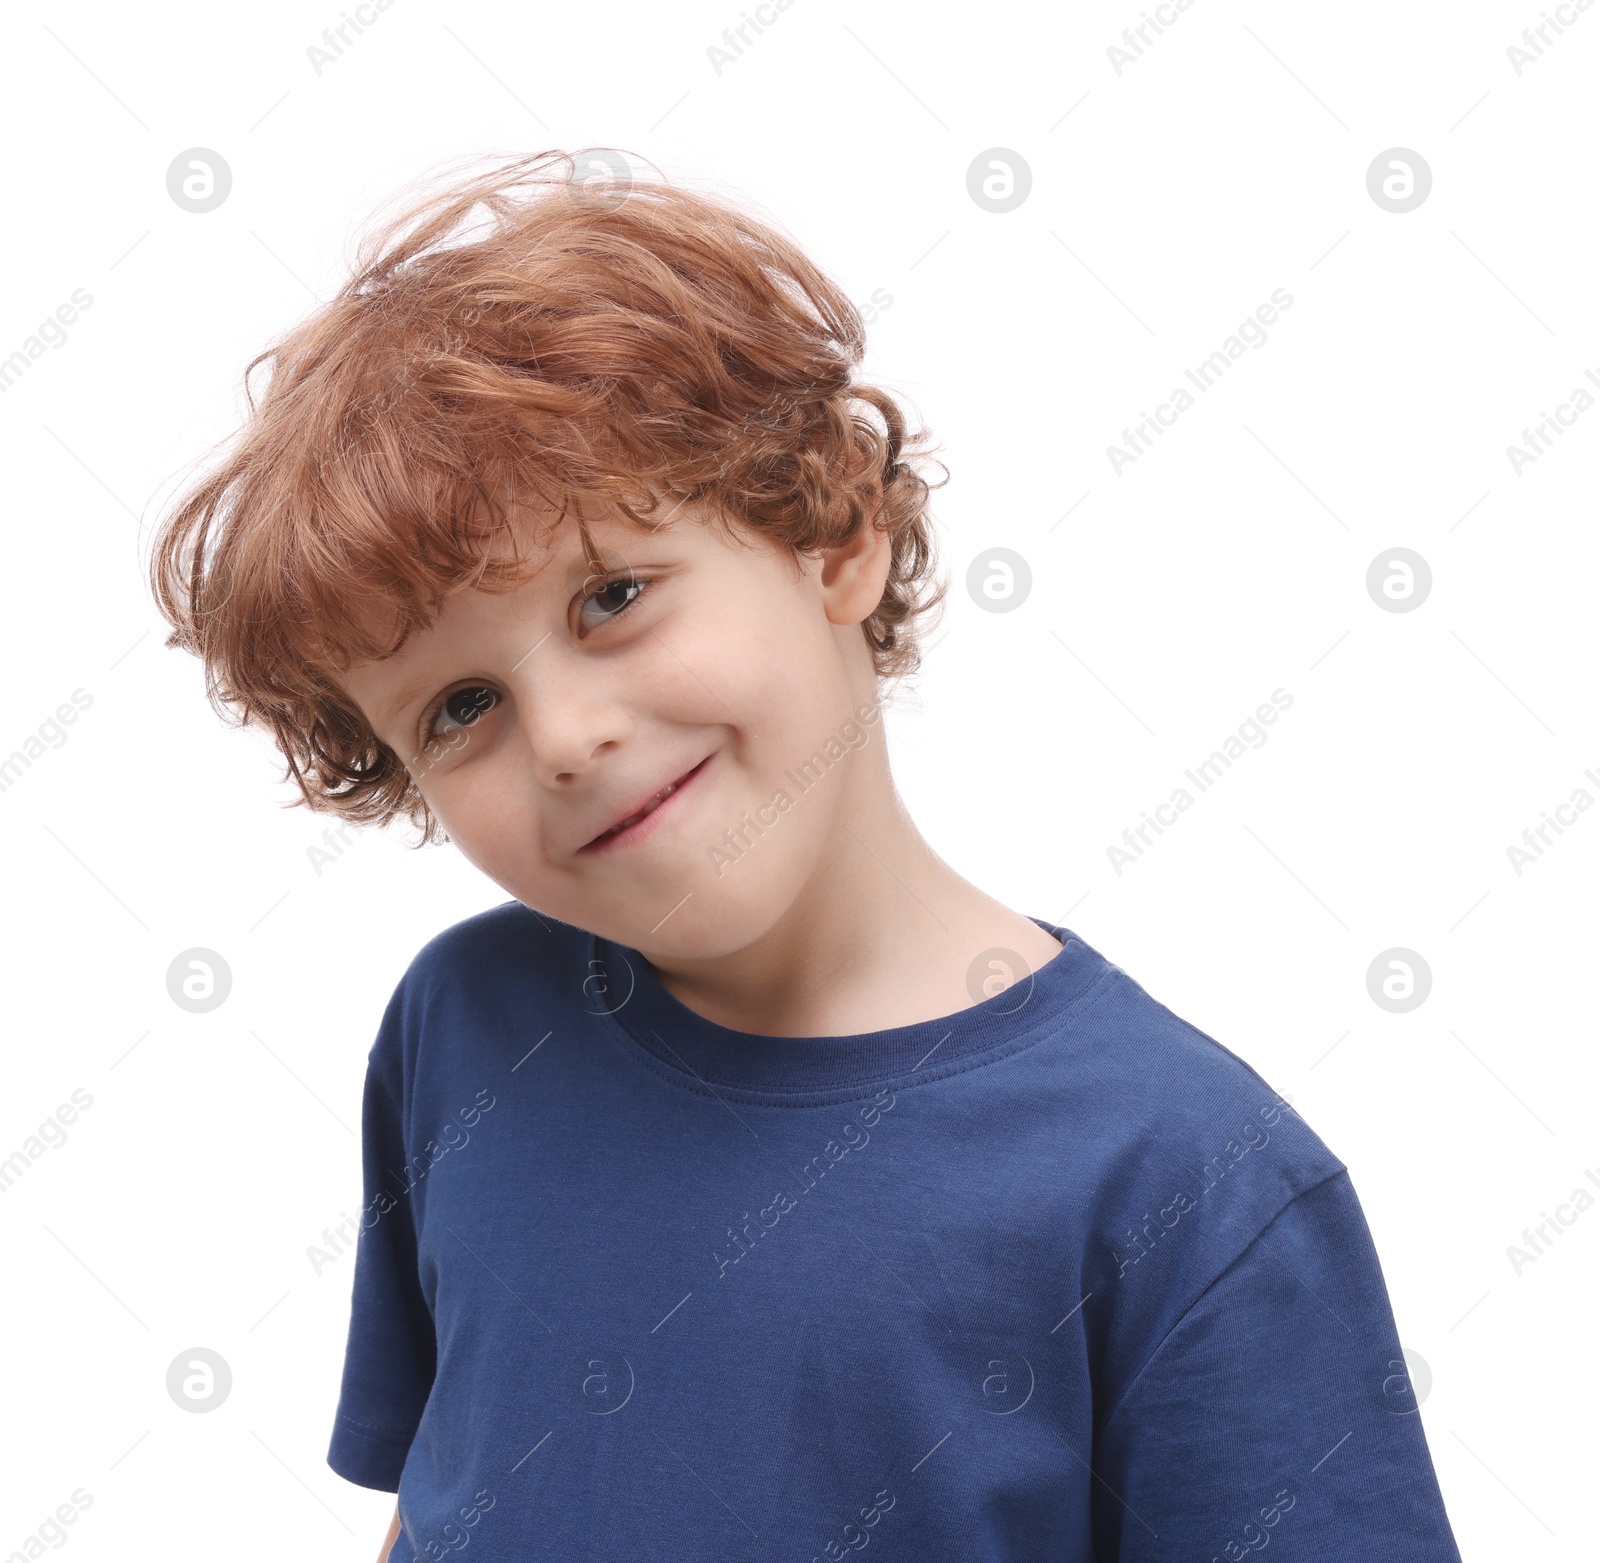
[1506,0,1594,75]
[1505,1158,1600,1275]
[706,0,799,75]
[7,1490,94,1559]
[1107,689,1293,876]
[0,688,95,797]
[1504,762,1600,876]
[0,1089,94,1196]
[706,700,883,876]
[0,290,94,396]
[1504,366,1600,475]
[307,820,362,877]
[1105,0,1203,76]
[712,1088,897,1279]
[1107,289,1294,475]
[309,1086,497,1274]
[1110,1092,1300,1280]
[306,0,399,76]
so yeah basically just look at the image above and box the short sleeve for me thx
[326,1043,437,1491]
[1091,1170,1463,1562]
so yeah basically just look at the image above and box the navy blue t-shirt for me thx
[328,902,1463,1562]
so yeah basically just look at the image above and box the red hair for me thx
[147,148,947,845]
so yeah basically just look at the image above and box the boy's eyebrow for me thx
[378,669,443,733]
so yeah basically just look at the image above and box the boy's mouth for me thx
[579,754,712,854]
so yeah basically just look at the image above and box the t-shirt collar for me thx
[589,917,1110,1097]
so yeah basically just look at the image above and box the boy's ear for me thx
[817,493,893,628]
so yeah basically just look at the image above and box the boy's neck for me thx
[638,782,1064,1039]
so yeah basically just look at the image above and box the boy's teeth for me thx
[612,780,677,835]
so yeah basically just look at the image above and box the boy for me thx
[149,149,1464,1561]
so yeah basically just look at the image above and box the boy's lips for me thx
[578,754,712,854]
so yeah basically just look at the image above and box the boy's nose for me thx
[510,669,631,791]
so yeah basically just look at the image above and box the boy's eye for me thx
[578,574,650,633]
[424,685,500,740]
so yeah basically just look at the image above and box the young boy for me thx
[150,149,1464,1561]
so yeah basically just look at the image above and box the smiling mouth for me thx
[581,756,711,852]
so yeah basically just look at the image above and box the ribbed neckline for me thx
[590,917,1111,1096]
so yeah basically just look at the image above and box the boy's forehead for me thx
[499,487,682,567]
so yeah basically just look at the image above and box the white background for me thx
[1,0,1594,1557]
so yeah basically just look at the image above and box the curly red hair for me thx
[147,148,948,845]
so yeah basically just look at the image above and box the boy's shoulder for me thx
[1026,930,1351,1354]
[363,899,584,1080]
[1046,926,1347,1217]
[403,897,581,989]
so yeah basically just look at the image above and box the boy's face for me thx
[337,498,894,958]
